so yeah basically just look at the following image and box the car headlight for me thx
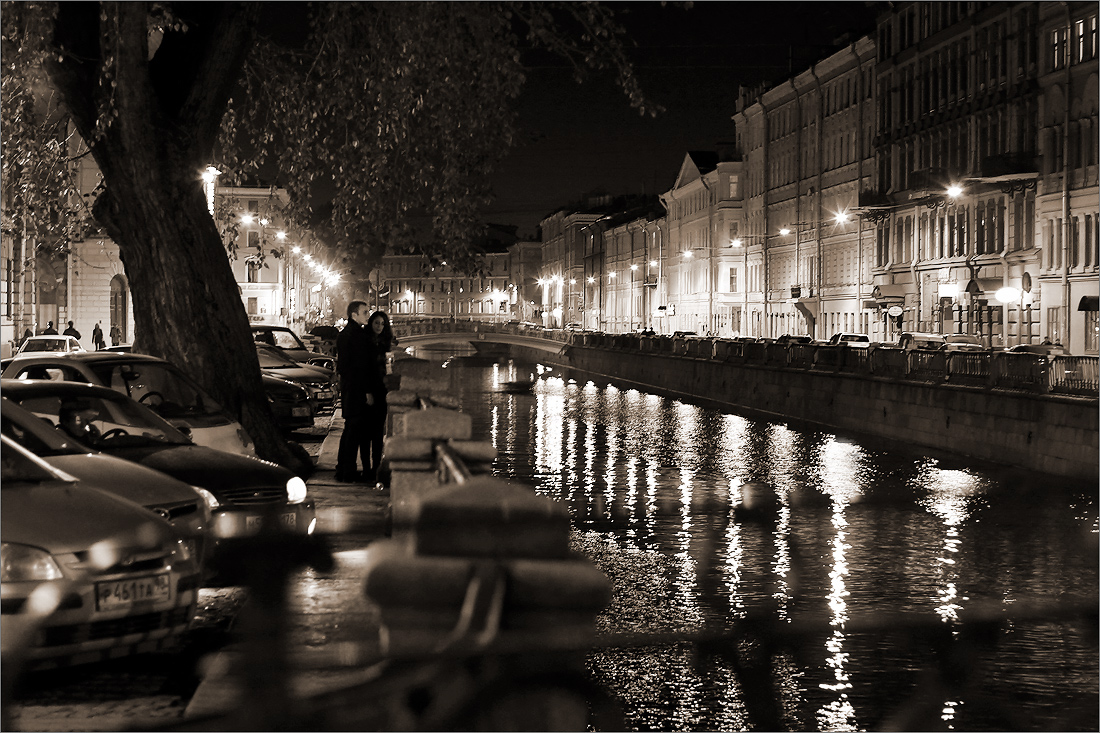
[175,538,195,562]
[286,476,308,504]
[192,484,220,512]
[1,543,63,582]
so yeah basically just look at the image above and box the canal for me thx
[416,346,1099,731]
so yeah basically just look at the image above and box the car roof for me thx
[7,351,170,366]
[0,378,130,401]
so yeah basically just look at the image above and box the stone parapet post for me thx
[362,356,613,728]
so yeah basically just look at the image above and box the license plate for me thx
[245,512,298,531]
[292,406,311,417]
[95,574,171,611]
[317,390,333,400]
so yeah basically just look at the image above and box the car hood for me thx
[261,364,333,383]
[2,481,170,555]
[43,453,201,508]
[104,443,291,496]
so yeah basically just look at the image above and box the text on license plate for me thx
[246,512,298,531]
[292,406,311,416]
[95,574,171,611]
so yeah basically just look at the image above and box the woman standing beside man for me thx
[335,302,396,484]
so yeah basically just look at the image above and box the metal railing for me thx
[391,319,1100,399]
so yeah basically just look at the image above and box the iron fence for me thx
[392,319,1099,399]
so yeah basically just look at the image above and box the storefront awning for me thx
[870,284,906,301]
[964,278,1002,295]
[1078,295,1099,312]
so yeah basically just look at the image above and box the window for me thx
[247,230,260,250]
[729,268,738,293]
[247,297,258,315]
[729,174,740,199]
[1086,310,1099,354]
[1051,26,1068,70]
[246,259,262,283]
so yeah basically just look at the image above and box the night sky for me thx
[486,1,880,237]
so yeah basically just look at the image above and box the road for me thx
[6,415,390,732]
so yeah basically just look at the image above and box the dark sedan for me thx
[263,373,314,432]
[1,379,316,581]
[256,344,337,412]
[2,397,213,568]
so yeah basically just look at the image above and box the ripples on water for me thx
[426,351,1098,731]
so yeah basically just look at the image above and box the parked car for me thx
[827,332,871,347]
[1,434,201,670]
[775,334,813,345]
[1,380,316,580]
[898,332,946,351]
[0,352,256,457]
[93,344,314,431]
[263,373,315,432]
[943,334,985,352]
[251,325,330,367]
[1,396,213,567]
[256,344,337,412]
[672,331,699,338]
[1005,342,1067,357]
[15,335,85,356]
[307,325,339,356]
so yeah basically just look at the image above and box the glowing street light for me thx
[946,184,963,198]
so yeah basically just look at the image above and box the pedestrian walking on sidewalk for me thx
[334,301,381,482]
[92,321,105,350]
[63,320,81,341]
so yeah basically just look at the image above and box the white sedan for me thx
[16,335,85,356]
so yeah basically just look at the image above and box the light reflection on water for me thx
[424,351,1098,731]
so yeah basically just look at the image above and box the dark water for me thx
[416,348,1099,731]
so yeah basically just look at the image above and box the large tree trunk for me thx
[42,2,306,474]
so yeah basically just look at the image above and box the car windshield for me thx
[21,338,68,352]
[12,391,193,450]
[1,400,86,457]
[89,360,226,419]
[255,329,306,351]
[257,347,300,368]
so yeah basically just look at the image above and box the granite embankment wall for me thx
[509,344,1098,482]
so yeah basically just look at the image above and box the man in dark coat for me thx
[42,321,58,335]
[63,320,81,341]
[334,300,377,482]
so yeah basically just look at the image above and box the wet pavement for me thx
[8,411,392,732]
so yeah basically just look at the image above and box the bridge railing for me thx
[390,319,1099,399]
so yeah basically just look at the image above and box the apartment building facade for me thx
[542,2,1095,353]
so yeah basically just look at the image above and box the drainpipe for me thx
[855,42,870,335]
[757,98,773,338]
[793,80,804,317]
[810,66,825,340]
[701,177,714,334]
[1060,2,1072,347]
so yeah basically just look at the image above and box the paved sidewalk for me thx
[184,408,391,721]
